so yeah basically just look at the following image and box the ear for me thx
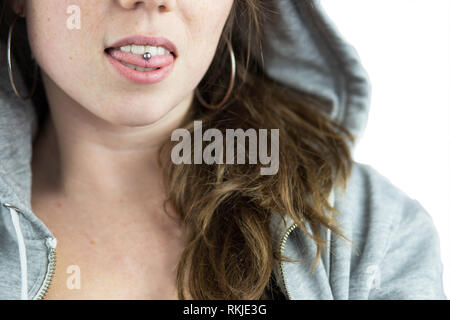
[10,0,26,17]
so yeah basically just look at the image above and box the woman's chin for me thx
[102,104,176,128]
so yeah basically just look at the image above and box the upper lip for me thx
[106,35,178,57]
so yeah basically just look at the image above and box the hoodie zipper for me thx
[5,203,296,299]
[278,223,297,300]
[2,203,57,300]
[33,237,57,300]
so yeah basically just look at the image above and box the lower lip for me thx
[105,51,175,84]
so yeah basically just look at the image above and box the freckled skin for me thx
[23,0,234,127]
[18,0,235,300]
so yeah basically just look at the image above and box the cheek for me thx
[181,1,234,85]
[25,0,104,86]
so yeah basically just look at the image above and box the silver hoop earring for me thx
[195,38,236,111]
[7,15,39,100]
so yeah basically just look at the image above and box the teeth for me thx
[131,44,145,55]
[120,45,171,56]
[120,61,158,72]
[146,46,158,56]
[121,45,131,53]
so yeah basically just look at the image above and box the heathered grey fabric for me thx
[0,0,446,299]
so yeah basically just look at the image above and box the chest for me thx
[42,239,183,299]
[33,203,188,299]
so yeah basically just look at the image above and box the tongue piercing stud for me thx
[143,52,152,60]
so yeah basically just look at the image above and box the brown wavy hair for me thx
[2,0,354,299]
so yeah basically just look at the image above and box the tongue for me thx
[121,61,158,71]
[107,48,174,69]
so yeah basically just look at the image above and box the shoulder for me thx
[332,162,446,299]
[336,162,428,231]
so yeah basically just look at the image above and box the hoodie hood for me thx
[0,0,371,299]
[260,0,371,141]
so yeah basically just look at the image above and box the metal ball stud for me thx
[143,52,152,60]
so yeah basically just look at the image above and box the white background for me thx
[321,0,450,297]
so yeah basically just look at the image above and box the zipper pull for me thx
[2,202,21,211]
[46,237,57,249]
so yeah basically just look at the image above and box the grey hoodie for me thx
[0,0,446,300]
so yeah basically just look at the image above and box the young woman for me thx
[0,0,446,300]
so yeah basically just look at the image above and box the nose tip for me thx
[117,0,173,11]
[118,0,144,10]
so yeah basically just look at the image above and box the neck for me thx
[32,76,193,209]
